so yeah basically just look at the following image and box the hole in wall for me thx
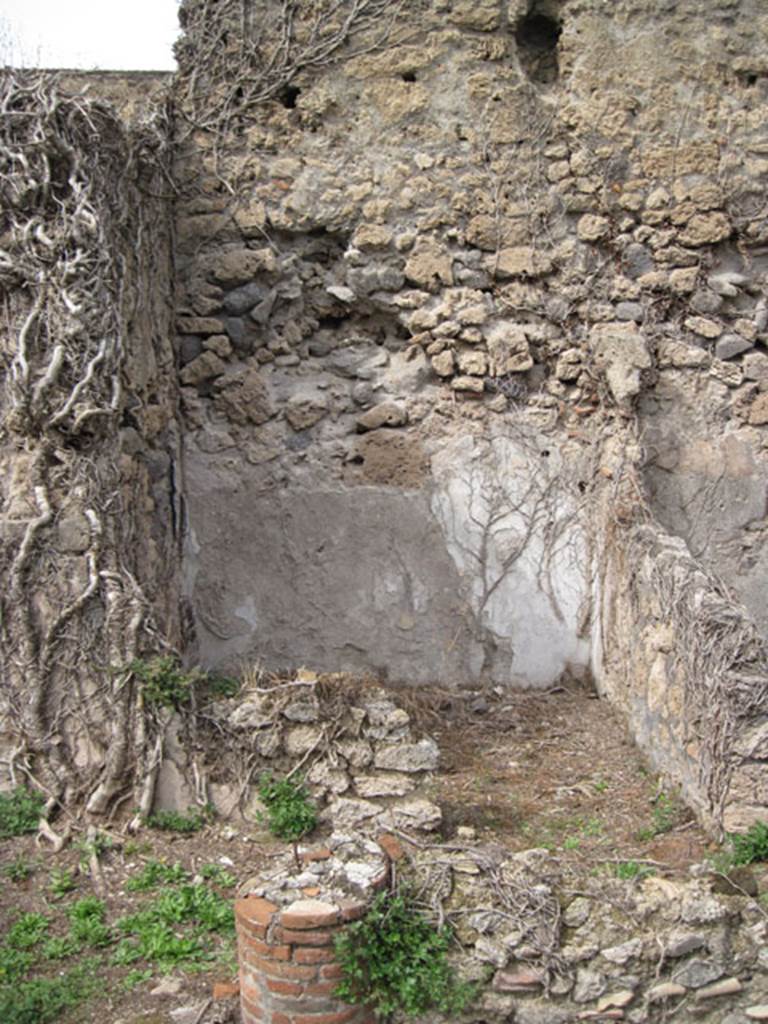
[277,84,301,109]
[318,314,349,330]
[515,3,562,86]
[401,71,417,83]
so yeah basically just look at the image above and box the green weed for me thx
[130,655,198,710]
[114,882,234,972]
[67,897,112,948]
[729,821,768,866]
[7,913,49,950]
[637,789,683,840]
[122,967,153,991]
[200,863,237,888]
[0,958,99,1024]
[48,867,77,898]
[258,773,317,842]
[125,859,189,891]
[580,817,604,838]
[612,860,655,881]
[39,936,79,960]
[3,856,34,882]
[0,788,44,839]
[0,946,34,984]
[334,888,477,1018]
[124,839,153,857]
[146,808,210,833]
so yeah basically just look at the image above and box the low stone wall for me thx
[235,834,388,1024]
[234,827,768,1024]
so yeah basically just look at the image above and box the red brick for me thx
[241,994,263,1022]
[376,833,405,862]
[302,887,322,897]
[277,927,334,946]
[270,996,336,1015]
[267,978,306,996]
[236,896,279,928]
[212,980,240,999]
[272,1014,292,1024]
[237,918,269,941]
[252,958,319,981]
[294,1008,360,1024]
[319,964,345,981]
[240,935,292,960]
[337,900,367,924]
[281,904,341,930]
[306,980,340,997]
[300,847,332,863]
[241,976,263,1005]
[293,947,337,964]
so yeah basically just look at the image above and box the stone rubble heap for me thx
[242,831,389,907]
[211,679,443,833]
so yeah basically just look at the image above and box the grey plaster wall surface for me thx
[183,423,591,688]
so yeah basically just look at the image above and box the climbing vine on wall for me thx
[0,71,179,832]
[174,0,406,132]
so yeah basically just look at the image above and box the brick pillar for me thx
[236,894,380,1024]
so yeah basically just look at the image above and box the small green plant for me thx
[612,860,655,881]
[48,867,77,898]
[131,655,197,709]
[200,863,237,888]
[7,913,49,951]
[593,778,609,794]
[729,821,768,866]
[40,936,79,960]
[67,897,112,948]
[0,945,35,984]
[200,674,240,699]
[122,967,153,991]
[580,817,604,838]
[0,787,44,839]
[334,889,477,1018]
[258,773,317,842]
[124,839,153,857]
[0,958,99,1024]
[113,882,234,972]
[637,789,683,840]
[3,856,34,883]
[126,859,189,891]
[146,808,209,833]
[563,835,580,851]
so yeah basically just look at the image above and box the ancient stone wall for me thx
[167,0,768,829]
[2,2,768,834]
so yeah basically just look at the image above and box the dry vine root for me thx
[0,71,179,830]
[174,0,405,133]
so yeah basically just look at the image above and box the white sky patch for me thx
[1,0,180,70]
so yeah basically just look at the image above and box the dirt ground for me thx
[0,684,717,1024]
[421,682,712,870]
